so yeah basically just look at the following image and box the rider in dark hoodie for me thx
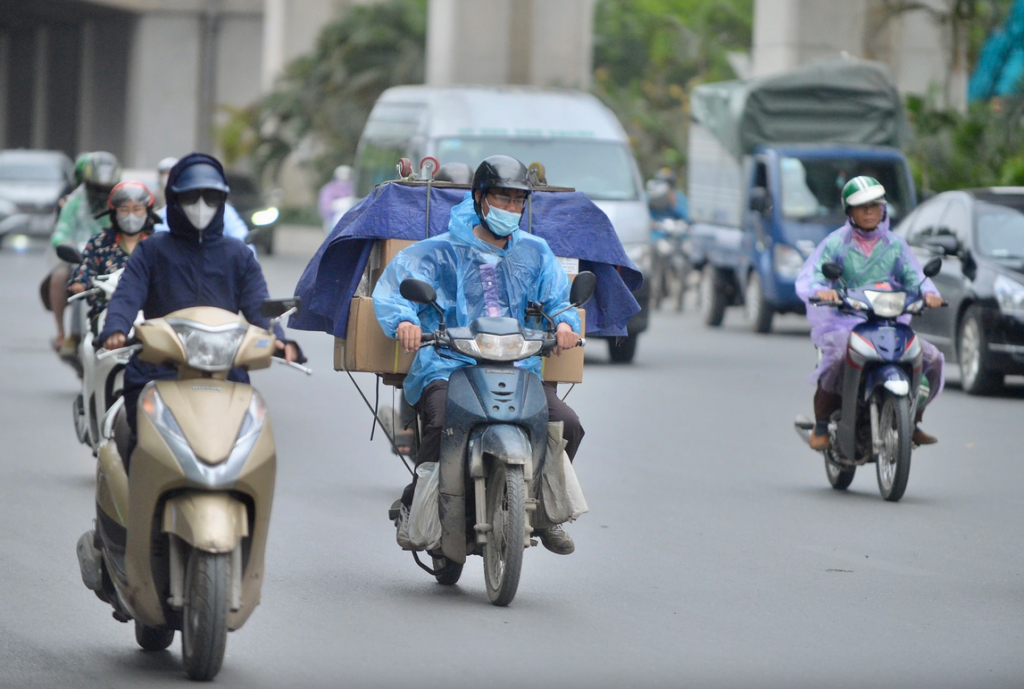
[100,153,299,461]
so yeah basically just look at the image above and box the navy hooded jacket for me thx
[100,153,282,343]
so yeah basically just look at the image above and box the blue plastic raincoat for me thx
[373,196,580,404]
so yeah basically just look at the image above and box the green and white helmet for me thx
[842,176,886,208]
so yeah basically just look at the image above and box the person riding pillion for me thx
[372,155,585,555]
[99,154,300,465]
[795,176,945,451]
[68,181,159,322]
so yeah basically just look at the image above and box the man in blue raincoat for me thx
[373,155,582,555]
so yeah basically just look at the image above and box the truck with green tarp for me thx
[686,57,916,332]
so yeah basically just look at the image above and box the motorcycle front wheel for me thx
[876,394,912,502]
[181,550,229,681]
[483,463,525,606]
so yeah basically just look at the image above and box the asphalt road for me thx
[1,240,1022,689]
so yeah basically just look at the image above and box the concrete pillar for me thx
[77,21,96,157]
[426,0,594,88]
[261,0,337,93]
[31,26,49,150]
[0,32,8,151]
[197,1,224,153]
[125,14,201,168]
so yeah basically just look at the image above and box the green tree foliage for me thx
[592,0,753,181]
[238,0,426,185]
[906,94,1024,194]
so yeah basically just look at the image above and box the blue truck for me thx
[686,57,917,332]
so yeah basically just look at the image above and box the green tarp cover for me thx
[690,57,906,158]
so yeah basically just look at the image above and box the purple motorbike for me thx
[795,257,945,501]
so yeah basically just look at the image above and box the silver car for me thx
[0,149,74,239]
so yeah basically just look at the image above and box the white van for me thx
[351,85,651,362]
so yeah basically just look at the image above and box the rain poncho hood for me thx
[373,196,581,404]
[795,218,945,398]
[289,182,642,340]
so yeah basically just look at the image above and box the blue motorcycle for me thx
[795,257,944,501]
[396,272,595,605]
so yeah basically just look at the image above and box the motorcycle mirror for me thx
[400,278,437,305]
[56,243,83,264]
[262,297,301,319]
[569,271,597,307]
[922,256,943,278]
[822,262,843,281]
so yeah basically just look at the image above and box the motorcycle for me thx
[794,257,944,502]
[76,300,310,681]
[63,261,134,453]
[650,217,691,313]
[391,272,596,606]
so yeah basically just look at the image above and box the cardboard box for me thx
[334,297,585,384]
[334,297,415,374]
[368,239,417,291]
[540,309,585,384]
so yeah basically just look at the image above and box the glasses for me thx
[116,203,148,217]
[178,189,227,206]
[488,192,528,209]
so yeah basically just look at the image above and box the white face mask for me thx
[181,198,218,231]
[117,212,147,235]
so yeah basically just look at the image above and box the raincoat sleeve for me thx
[51,196,79,247]
[536,246,581,333]
[795,233,841,301]
[894,236,939,295]
[372,244,442,337]
[237,250,285,340]
[99,242,152,342]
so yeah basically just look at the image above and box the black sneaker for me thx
[537,524,575,555]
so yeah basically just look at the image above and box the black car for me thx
[892,188,1024,394]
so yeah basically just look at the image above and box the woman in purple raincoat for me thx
[795,177,946,450]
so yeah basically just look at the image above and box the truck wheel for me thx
[608,334,638,363]
[700,265,726,327]
[958,307,1003,395]
[743,272,774,334]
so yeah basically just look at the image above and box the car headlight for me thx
[994,274,1024,317]
[624,243,653,274]
[863,290,907,318]
[168,320,248,371]
[773,244,805,279]
[251,207,279,226]
[451,333,543,361]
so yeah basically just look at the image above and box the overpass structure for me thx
[0,0,964,175]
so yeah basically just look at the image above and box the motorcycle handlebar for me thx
[67,288,101,303]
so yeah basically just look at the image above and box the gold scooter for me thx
[76,299,309,681]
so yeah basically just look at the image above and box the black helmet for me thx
[82,151,121,189]
[435,162,473,184]
[170,162,230,194]
[472,155,531,218]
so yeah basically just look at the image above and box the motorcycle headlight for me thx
[624,243,653,274]
[251,207,279,227]
[863,290,907,318]
[168,320,248,371]
[994,274,1024,318]
[773,244,805,279]
[451,333,543,361]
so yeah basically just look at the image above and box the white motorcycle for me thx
[59,245,137,454]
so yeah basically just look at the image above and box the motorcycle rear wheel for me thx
[432,556,463,586]
[181,550,229,681]
[824,452,856,490]
[483,463,525,607]
[876,395,912,502]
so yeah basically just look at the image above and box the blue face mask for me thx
[484,204,522,237]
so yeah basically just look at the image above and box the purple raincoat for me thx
[795,217,945,404]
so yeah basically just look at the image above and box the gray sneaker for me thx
[537,524,575,555]
[393,501,414,551]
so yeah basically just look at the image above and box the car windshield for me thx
[434,138,639,201]
[778,157,911,224]
[0,162,65,182]
[976,201,1024,258]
